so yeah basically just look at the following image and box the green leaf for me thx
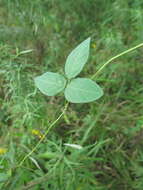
[35,72,66,96]
[65,37,91,79]
[64,78,103,103]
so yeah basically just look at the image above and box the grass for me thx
[0,0,143,189]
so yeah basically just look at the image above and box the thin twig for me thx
[18,102,69,167]
[92,42,143,79]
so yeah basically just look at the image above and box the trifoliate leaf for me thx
[64,78,103,103]
[65,37,91,79]
[35,72,66,96]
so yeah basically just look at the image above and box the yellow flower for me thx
[92,43,96,49]
[31,129,44,139]
[0,148,7,155]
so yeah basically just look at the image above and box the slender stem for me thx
[18,102,69,167]
[92,43,143,79]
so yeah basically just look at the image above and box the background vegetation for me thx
[0,0,143,189]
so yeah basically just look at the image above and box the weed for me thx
[0,1,143,190]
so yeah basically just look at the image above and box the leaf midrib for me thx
[40,78,65,88]
[69,85,98,95]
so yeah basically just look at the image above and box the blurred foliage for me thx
[0,0,143,189]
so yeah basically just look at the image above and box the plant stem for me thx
[18,102,69,167]
[92,42,143,79]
